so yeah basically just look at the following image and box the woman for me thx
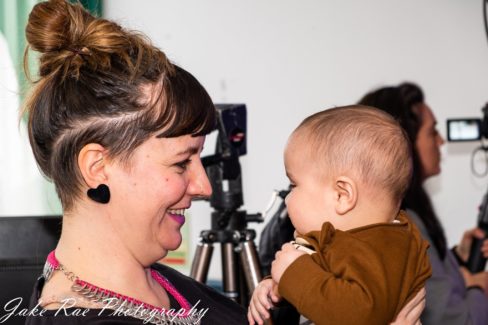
[359,82,488,324]
[23,0,246,324]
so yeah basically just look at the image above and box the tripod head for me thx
[201,104,262,234]
[202,104,246,211]
[192,105,264,305]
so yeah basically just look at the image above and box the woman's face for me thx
[413,103,445,181]
[107,134,211,265]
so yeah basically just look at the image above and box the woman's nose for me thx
[198,172,213,197]
[190,162,213,198]
[438,133,446,146]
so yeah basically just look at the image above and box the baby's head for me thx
[284,105,412,233]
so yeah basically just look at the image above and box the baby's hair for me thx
[293,105,412,202]
[22,0,215,210]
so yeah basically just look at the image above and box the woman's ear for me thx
[78,143,109,189]
[334,176,358,215]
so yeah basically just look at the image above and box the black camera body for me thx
[446,103,488,142]
[467,192,488,272]
[202,104,247,213]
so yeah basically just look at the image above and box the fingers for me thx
[391,288,426,324]
[247,280,276,325]
[473,228,486,239]
[247,309,255,325]
[412,287,426,303]
[248,300,268,325]
[482,240,488,258]
[248,298,271,325]
[271,284,281,303]
[281,242,297,252]
[406,293,426,320]
[460,228,482,244]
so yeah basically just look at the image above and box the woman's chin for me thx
[163,236,183,252]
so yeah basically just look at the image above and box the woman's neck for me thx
[52,204,168,308]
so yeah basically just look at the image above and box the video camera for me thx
[202,103,247,212]
[191,104,264,305]
[200,103,262,230]
[446,103,488,142]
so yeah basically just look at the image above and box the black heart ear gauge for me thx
[87,184,110,204]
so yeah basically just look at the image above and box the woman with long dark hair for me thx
[359,82,488,324]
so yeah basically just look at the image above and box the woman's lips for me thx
[169,213,185,225]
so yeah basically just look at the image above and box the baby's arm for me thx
[247,278,281,325]
[274,243,394,324]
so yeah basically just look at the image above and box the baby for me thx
[249,105,431,325]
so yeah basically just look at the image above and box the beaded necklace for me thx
[42,251,199,325]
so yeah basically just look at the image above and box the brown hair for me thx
[293,105,412,203]
[23,0,215,210]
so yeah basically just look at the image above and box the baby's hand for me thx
[247,278,281,325]
[271,242,306,284]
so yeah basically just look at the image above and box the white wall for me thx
[0,33,60,216]
[101,0,488,279]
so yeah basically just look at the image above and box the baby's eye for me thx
[289,183,296,189]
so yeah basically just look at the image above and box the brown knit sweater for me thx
[278,211,432,325]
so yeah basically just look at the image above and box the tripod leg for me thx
[190,242,213,283]
[221,242,239,302]
[240,240,275,325]
[239,240,263,294]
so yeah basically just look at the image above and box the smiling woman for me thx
[20,0,247,324]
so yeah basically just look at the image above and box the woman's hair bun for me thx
[25,0,132,79]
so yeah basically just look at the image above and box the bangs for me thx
[155,65,216,138]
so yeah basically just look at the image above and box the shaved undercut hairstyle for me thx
[23,0,215,210]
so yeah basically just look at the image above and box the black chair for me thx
[0,216,62,325]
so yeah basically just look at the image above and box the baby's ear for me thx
[334,176,357,215]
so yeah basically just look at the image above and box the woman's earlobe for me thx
[334,176,357,215]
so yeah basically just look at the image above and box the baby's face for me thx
[284,135,336,235]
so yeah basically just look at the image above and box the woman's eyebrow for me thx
[175,146,199,157]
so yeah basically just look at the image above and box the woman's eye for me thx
[175,159,191,171]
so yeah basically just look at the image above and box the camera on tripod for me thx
[447,103,488,272]
[446,103,488,142]
[202,103,247,212]
[191,104,264,306]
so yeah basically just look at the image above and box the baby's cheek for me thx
[287,209,299,228]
